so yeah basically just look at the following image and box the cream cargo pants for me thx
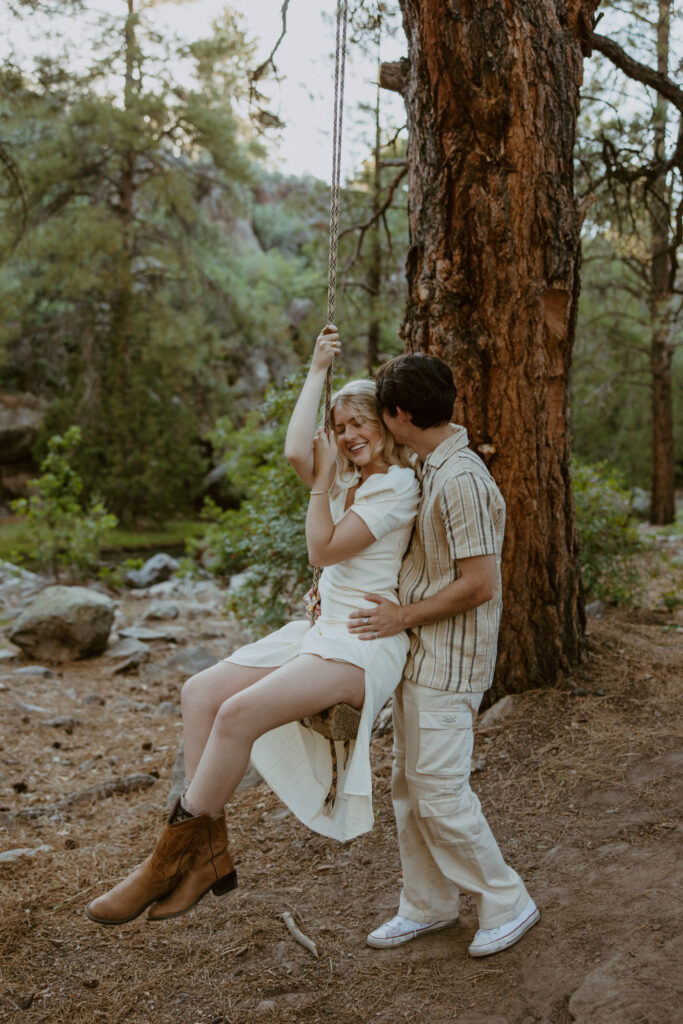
[392,678,529,929]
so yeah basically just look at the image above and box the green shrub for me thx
[188,372,314,631]
[11,426,118,580]
[572,460,643,605]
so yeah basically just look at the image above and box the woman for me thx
[85,326,419,926]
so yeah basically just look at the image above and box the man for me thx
[348,352,539,958]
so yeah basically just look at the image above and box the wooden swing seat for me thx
[302,700,361,742]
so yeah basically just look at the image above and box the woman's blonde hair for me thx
[328,379,412,475]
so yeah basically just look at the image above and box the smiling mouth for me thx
[348,442,368,454]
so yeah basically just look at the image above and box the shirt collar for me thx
[422,424,469,471]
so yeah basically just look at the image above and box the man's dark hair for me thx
[375,352,457,429]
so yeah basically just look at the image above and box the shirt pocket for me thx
[415,709,473,778]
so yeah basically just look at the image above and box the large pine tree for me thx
[383,0,601,694]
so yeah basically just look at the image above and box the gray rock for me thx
[9,585,114,662]
[154,700,178,716]
[585,599,605,618]
[478,694,517,733]
[126,553,180,589]
[13,665,55,679]
[119,625,171,641]
[143,601,180,621]
[0,392,46,462]
[45,716,79,732]
[16,700,50,715]
[81,693,105,706]
[237,761,263,791]
[165,646,216,676]
[0,561,45,605]
[0,648,17,662]
[104,638,149,663]
[0,844,53,864]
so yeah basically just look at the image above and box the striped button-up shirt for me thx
[398,426,505,692]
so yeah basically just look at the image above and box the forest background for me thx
[1,0,681,636]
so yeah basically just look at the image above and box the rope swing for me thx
[300,0,362,789]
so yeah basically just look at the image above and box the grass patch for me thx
[0,516,205,563]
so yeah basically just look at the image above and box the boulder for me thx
[0,392,46,463]
[9,585,115,662]
[126,553,180,589]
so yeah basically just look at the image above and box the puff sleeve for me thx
[350,466,420,541]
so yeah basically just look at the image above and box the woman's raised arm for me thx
[285,326,340,488]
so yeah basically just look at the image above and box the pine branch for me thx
[338,165,408,273]
[592,33,683,113]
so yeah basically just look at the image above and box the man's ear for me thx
[395,407,413,424]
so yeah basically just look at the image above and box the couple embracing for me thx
[86,326,539,959]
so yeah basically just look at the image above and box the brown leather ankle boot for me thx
[147,813,236,921]
[84,802,207,925]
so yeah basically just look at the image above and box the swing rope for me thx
[300,0,362,805]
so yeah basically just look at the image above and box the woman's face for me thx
[332,403,383,469]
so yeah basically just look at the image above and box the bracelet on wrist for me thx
[310,489,328,495]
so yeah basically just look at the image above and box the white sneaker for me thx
[468,899,540,957]
[366,914,458,949]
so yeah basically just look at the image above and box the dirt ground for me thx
[1,540,681,1024]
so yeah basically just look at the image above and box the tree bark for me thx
[649,0,675,525]
[396,0,599,695]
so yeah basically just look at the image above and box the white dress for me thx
[223,464,420,841]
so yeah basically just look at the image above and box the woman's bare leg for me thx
[181,661,275,780]
[184,654,364,815]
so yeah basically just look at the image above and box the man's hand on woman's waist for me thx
[348,594,405,640]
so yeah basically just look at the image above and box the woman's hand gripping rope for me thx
[347,594,406,640]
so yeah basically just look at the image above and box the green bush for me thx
[11,426,118,580]
[188,372,314,631]
[572,460,643,605]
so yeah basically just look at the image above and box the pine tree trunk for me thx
[395,0,599,695]
[649,0,675,526]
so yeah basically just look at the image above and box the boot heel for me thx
[212,869,237,897]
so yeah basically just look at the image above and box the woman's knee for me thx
[181,663,225,714]
[213,691,257,740]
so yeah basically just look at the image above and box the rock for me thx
[165,646,216,676]
[126,553,180,589]
[0,392,46,462]
[16,700,50,715]
[143,602,180,621]
[0,561,45,606]
[45,716,79,732]
[568,937,680,1023]
[478,695,517,733]
[585,599,605,618]
[9,585,115,662]
[0,648,18,662]
[0,844,53,864]
[237,761,263,791]
[81,693,105,706]
[12,665,55,679]
[154,700,178,716]
[119,625,172,641]
[105,637,151,666]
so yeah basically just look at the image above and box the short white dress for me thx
[224,464,420,841]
